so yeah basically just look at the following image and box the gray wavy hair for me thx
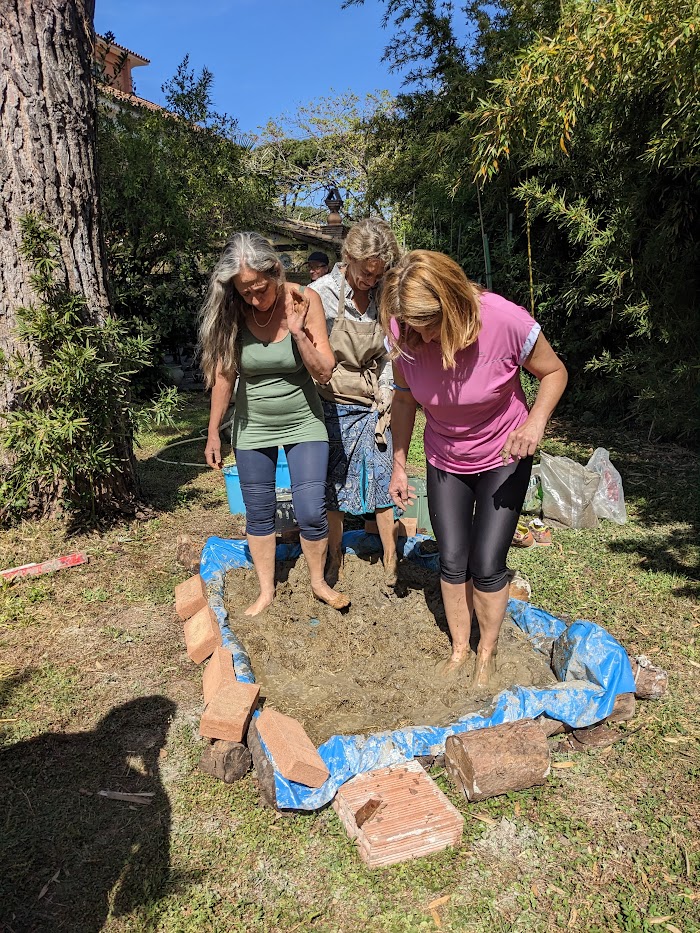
[198,232,284,387]
[341,217,401,269]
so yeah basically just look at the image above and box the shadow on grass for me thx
[0,695,176,933]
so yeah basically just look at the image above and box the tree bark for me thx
[445,719,551,802]
[0,0,141,510]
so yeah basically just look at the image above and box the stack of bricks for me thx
[175,574,259,745]
[333,760,464,868]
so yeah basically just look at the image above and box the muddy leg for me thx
[471,585,508,687]
[301,536,350,610]
[245,533,277,616]
[375,506,399,586]
[326,509,345,585]
[438,579,475,675]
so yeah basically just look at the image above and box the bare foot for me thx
[244,592,274,616]
[312,582,350,611]
[383,552,398,588]
[472,648,498,688]
[435,650,473,678]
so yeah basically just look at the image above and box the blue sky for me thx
[94,0,406,135]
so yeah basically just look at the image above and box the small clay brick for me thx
[203,646,237,705]
[199,681,260,742]
[184,606,222,664]
[175,574,208,621]
[256,707,330,788]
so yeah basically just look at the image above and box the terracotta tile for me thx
[175,573,208,621]
[333,760,464,868]
[202,646,237,705]
[199,681,260,742]
[256,707,329,788]
[183,606,222,664]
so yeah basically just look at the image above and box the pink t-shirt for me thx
[392,292,540,473]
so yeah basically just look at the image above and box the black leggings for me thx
[427,457,533,592]
[235,441,329,541]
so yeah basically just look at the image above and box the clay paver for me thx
[203,646,237,704]
[333,760,464,868]
[256,707,330,788]
[199,681,260,742]
[175,573,208,621]
[184,606,222,664]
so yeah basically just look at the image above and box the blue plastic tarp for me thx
[200,534,635,811]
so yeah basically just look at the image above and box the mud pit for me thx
[223,554,557,746]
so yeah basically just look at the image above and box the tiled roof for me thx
[95,34,150,66]
[100,84,165,113]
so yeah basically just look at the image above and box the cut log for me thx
[199,740,251,783]
[445,719,550,802]
[607,692,636,723]
[536,716,566,737]
[628,655,668,699]
[247,720,277,808]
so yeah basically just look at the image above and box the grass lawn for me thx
[1,392,698,932]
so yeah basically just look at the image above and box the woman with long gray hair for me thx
[199,232,349,614]
[309,218,402,586]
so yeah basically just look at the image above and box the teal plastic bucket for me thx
[223,465,245,515]
[401,477,433,536]
[223,448,292,516]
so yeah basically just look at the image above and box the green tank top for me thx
[231,325,328,449]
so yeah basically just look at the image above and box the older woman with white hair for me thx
[199,232,349,614]
[309,218,402,586]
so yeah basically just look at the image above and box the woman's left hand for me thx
[285,289,309,338]
[501,417,546,462]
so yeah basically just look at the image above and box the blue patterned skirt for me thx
[322,401,394,515]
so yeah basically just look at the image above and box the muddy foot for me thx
[435,651,473,679]
[472,649,498,688]
[326,552,344,587]
[244,593,274,616]
[312,583,350,611]
[383,553,398,588]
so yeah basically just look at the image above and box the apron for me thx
[316,273,390,445]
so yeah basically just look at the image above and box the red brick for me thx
[364,516,417,538]
[256,707,329,788]
[199,681,260,742]
[184,606,222,664]
[333,760,464,868]
[175,573,208,621]
[202,646,237,705]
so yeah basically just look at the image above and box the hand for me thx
[205,432,223,470]
[388,463,416,511]
[285,289,309,338]
[501,417,546,463]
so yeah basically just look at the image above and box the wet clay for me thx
[223,554,557,746]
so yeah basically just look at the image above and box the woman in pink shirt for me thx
[381,250,568,687]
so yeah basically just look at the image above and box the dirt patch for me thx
[223,554,557,746]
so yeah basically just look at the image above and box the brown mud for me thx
[223,554,557,746]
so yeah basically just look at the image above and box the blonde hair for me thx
[198,232,283,388]
[380,250,482,369]
[342,217,401,269]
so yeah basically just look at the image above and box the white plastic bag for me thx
[586,448,627,524]
[539,451,600,529]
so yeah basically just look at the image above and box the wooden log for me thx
[445,719,550,802]
[628,655,668,699]
[607,692,636,723]
[198,740,251,783]
[536,716,566,737]
[247,719,278,809]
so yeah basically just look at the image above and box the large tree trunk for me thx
[0,0,141,511]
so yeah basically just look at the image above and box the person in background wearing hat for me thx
[306,251,330,281]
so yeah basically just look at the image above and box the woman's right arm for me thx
[388,363,418,510]
[205,366,235,469]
